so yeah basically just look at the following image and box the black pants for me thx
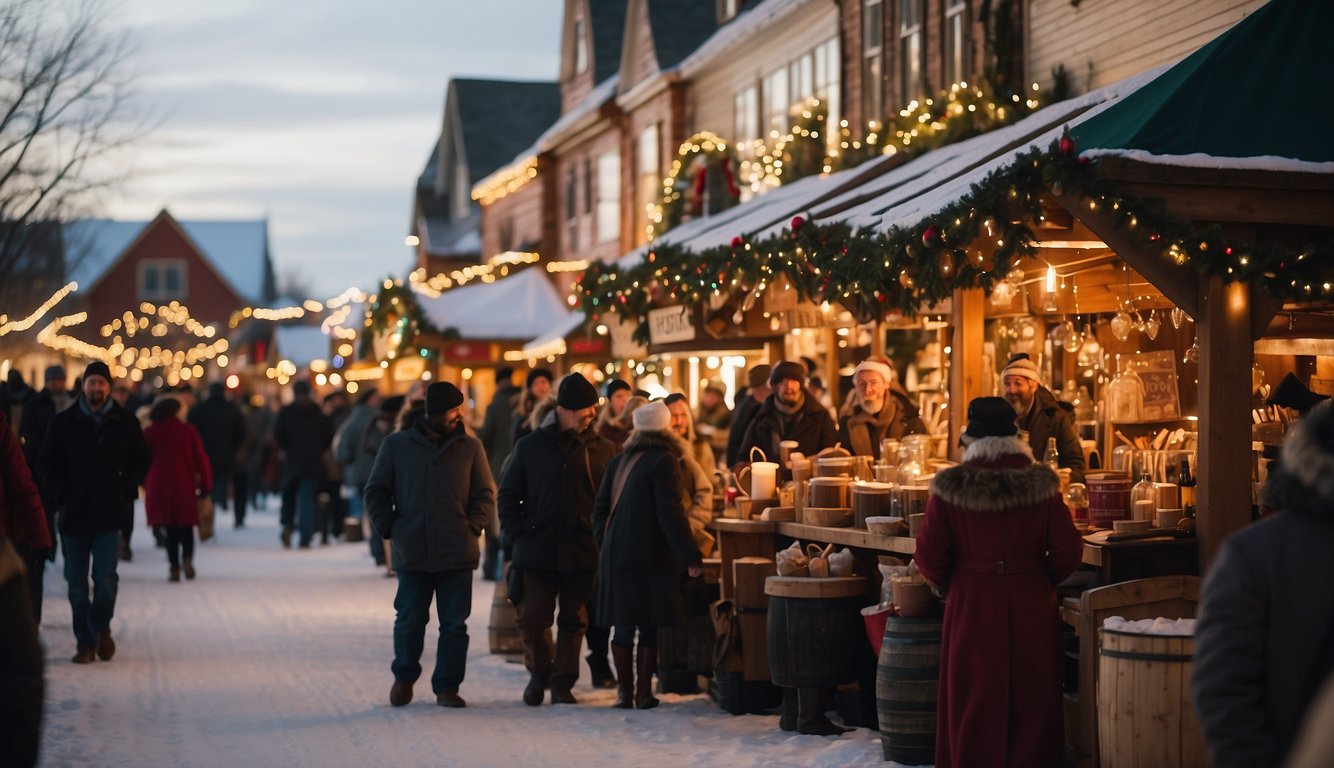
[232,471,249,525]
[0,569,43,768]
[164,526,194,568]
[514,569,594,690]
[16,543,46,623]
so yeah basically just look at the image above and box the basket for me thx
[802,506,853,527]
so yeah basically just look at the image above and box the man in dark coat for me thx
[498,374,615,706]
[838,358,926,460]
[189,382,247,521]
[737,361,838,473]
[38,362,151,664]
[365,382,494,709]
[477,367,518,581]
[592,400,704,709]
[1193,400,1334,768]
[1001,353,1085,485]
[914,397,1083,762]
[272,380,333,548]
[725,364,770,466]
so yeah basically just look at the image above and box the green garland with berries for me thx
[358,279,441,359]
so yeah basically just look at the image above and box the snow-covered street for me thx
[36,500,886,767]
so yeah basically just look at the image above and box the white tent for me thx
[417,267,572,340]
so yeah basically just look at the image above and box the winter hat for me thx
[747,364,772,389]
[424,382,464,416]
[1000,353,1041,384]
[292,380,312,397]
[207,381,226,399]
[556,374,599,410]
[44,364,66,383]
[82,361,112,385]
[853,359,893,384]
[769,360,807,387]
[380,394,406,419]
[526,368,554,390]
[632,400,671,432]
[604,378,631,398]
[964,396,1019,439]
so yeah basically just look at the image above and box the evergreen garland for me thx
[358,279,440,359]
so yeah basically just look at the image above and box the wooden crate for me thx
[733,557,775,681]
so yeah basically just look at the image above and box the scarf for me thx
[844,399,897,459]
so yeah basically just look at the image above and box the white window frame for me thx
[138,258,187,302]
[944,0,968,88]
[863,0,884,124]
[899,0,924,101]
[595,150,620,244]
[762,67,790,138]
[734,85,759,154]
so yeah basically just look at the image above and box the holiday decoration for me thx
[358,279,441,360]
[650,132,739,241]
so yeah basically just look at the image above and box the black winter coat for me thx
[738,392,838,468]
[498,416,615,572]
[478,383,518,482]
[592,430,703,628]
[37,399,151,537]
[725,394,761,467]
[1017,386,1085,485]
[18,389,68,470]
[273,397,332,480]
[364,418,495,573]
[189,396,246,476]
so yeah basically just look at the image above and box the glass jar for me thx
[1106,355,1146,422]
[1131,471,1157,522]
[1064,482,1089,525]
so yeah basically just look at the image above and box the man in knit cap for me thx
[499,373,616,706]
[366,381,494,709]
[1000,353,1084,484]
[38,361,151,663]
[838,357,926,460]
[737,361,838,473]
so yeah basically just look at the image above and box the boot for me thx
[183,558,196,580]
[611,644,634,709]
[587,652,616,689]
[523,671,548,706]
[169,566,181,583]
[796,686,850,736]
[635,646,658,710]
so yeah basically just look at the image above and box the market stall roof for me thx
[1072,0,1334,166]
[417,267,571,340]
[273,326,329,367]
[521,310,588,358]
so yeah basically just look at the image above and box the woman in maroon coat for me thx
[143,397,212,582]
[914,396,1082,768]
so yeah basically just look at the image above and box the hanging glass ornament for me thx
[1063,321,1082,352]
[1050,321,1070,344]
[1183,335,1201,364]
[1110,310,1134,341]
[1170,306,1188,329]
[1145,311,1161,340]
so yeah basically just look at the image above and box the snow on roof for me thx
[1078,148,1334,174]
[521,310,587,357]
[273,325,329,367]
[676,0,807,79]
[417,267,572,340]
[62,217,269,303]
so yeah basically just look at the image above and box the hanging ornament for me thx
[899,270,915,289]
[1144,311,1161,340]
[1110,309,1134,341]
[730,236,744,249]
[1058,135,1076,156]
[922,225,941,247]
[1050,322,1070,344]
[939,250,962,283]
[1063,323,1083,353]
[1183,335,1201,364]
[790,215,806,232]
[1170,306,1188,329]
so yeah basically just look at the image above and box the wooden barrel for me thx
[487,579,523,655]
[877,616,940,766]
[1097,629,1207,768]
[764,576,867,688]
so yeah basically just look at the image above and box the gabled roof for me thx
[417,267,571,341]
[1073,0,1333,163]
[677,0,809,79]
[63,216,272,304]
[451,79,562,184]
[642,0,718,70]
[419,208,482,258]
[588,0,630,84]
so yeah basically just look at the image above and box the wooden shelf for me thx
[775,522,917,555]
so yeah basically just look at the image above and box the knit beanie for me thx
[632,400,671,432]
[604,378,631,398]
[424,382,464,416]
[556,374,599,410]
[1000,353,1041,383]
[82,361,112,385]
[526,368,554,390]
[964,396,1019,439]
[747,365,772,389]
[769,360,807,387]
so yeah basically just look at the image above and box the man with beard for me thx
[737,361,838,475]
[366,382,494,709]
[498,374,616,706]
[1000,353,1084,485]
[838,358,926,460]
[38,362,151,663]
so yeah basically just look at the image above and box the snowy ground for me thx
[36,499,893,767]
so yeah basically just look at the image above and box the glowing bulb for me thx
[1045,265,1057,293]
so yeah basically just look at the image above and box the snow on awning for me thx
[273,326,329,367]
[417,267,571,341]
[521,311,587,358]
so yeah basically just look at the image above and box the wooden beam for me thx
[949,288,986,461]
[1196,276,1255,574]
[1054,193,1200,318]
[1249,285,1284,341]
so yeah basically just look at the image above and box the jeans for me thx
[62,531,120,648]
[514,569,594,690]
[164,526,194,568]
[613,624,657,649]
[392,569,473,695]
[281,476,318,546]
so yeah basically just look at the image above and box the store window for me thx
[734,85,759,154]
[636,123,660,244]
[944,0,968,87]
[899,0,924,101]
[762,66,790,137]
[596,150,620,244]
[863,0,884,124]
[139,259,186,302]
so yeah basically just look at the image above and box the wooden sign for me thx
[648,305,696,345]
[1129,350,1181,419]
[609,316,647,359]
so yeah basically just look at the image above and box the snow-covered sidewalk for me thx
[37,500,887,767]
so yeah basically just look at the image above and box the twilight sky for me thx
[102,0,563,299]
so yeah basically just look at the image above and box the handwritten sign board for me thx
[1129,350,1181,419]
[648,305,696,345]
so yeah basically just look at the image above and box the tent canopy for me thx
[418,267,571,340]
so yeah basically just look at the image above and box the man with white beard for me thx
[1000,353,1084,485]
[837,358,926,460]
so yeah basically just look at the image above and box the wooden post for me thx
[1196,276,1254,573]
[949,288,986,461]
[823,327,839,406]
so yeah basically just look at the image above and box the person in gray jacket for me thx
[1193,400,1334,768]
[365,382,495,709]
[334,387,380,546]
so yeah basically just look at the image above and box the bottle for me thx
[1178,458,1197,518]
[1043,437,1060,472]
[1132,470,1157,522]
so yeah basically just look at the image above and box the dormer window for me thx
[574,18,588,74]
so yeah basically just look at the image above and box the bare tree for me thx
[0,0,144,317]
[275,266,316,304]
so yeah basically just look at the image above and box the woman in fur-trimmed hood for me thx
[914,396,1082,768]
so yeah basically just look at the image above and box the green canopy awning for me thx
[1072,0,1334,162]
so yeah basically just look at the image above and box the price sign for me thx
[1130,350,1181,419]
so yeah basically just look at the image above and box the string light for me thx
[0,282,78,337]
[471,156,539,206]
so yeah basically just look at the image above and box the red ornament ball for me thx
[1058,136,1076,156]
[790,215,806,231]
[922,225,940,247]
[731,236,744,249]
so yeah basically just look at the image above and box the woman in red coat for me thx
[914,397,1082,768]
[143,397,211,582]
